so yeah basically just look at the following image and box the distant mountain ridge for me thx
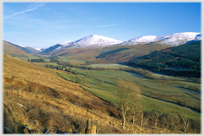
[37,32,201,55]
[3,40,39,55]
[59,35,123,47]
[40,35,123,55]
[3,32,201,56]
[120,32,201,46]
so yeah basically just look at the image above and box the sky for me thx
[3,2,201,49]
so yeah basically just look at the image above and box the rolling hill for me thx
[3,41,39,56]
[3,54,173,134]
[40,44,63,55]
[38,32,201,57]
[120,32,200,46]
[3,41,30,57]
[40,35,122,56]
[3,32,201,64]
[128,41,201,77]
[3,32,201,66]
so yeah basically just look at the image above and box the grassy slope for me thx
[96,44,168,63]
[4,54,173,134]
[4,41,30,56]
[57,68,200,121]
[54,47,101,62]
[3,40,39,54]
[49,44,168,64]
[128,41,201,70]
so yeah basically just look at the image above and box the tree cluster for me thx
[128,41,201,77]
[116,80,200,133]
[28,58,45,62]
[49,56,60,63]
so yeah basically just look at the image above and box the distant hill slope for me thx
[120,32,200,46]
[3,41,39,55]
[3,41,30,56]
[128,41,201,77]
[50,43,169,64]
[40,44,62,55]
[39,32,201,63]
[39,35,123,56]
[92,43,169,64]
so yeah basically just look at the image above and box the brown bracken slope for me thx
[3,41,30,56]
[3,54,173,134]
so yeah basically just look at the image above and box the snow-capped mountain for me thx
[39,32,201,55]
[155,32,200,46]
[40,35,123,55]
[195,34,201,40]
[121,32,201,46]
[64,35,123,48]
[58,41,72,46]
[122,35,158,45]
[186,34,202,44]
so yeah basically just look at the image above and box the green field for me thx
[9,54,51,62]
[6,53,28,58]
[89,63,129,68]
[56,67,200,121]
[60,56,87,63]
[15,54,201,121]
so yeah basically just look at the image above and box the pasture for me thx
[10,54,201,121]
[57,67,201,121]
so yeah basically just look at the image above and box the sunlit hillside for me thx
[3,41,30,57]
[52,43,168,64]
[3,54,173,134]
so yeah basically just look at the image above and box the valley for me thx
[3,2,201,134]
[3,54,178,134]
[3,32,201,134]
[3,53,201,133]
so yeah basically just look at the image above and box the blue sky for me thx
[3,2,201,49]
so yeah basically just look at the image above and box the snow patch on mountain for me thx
[195,34,201,40]
[66,35,123,48]
[58,41,72,46]
[156,32,200,46]
[40,35,123,55]
[41,32,201,55]
[122,35,157,45]
[121,32,201,46]
[35,48,42,51]
[19,45,26,47]
[186,34,202,44]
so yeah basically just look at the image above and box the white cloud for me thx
[4,3,45,20]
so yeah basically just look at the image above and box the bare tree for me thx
[129,91,144,126]
[129,85,142,125]
[153,111,163,128]
[152,104,166,128]
[116,80,142,129]
[117,80,131,129]
[180,108,191,133]
[138,105,145,126]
